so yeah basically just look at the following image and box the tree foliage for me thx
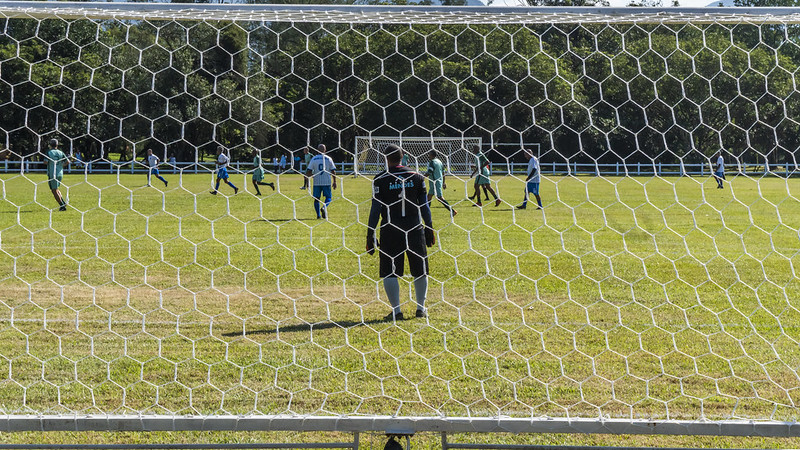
[1,17,798,166]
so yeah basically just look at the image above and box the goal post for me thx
[354,136,482,176]
[3,1,800,441]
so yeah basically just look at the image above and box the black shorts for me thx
[379,227,428,278]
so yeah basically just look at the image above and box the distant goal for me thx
[354,136,481,175]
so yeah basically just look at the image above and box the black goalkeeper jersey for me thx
[367,165,432,236]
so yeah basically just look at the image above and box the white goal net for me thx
[1,2,800,437]
[354,136,481,175]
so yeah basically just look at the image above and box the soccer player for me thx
[305,144,336,219]
[469,146,501,207]
[145,148,168,187]
[366,144,435,321]
[517,151,543,210]
[426,150,456,216]
[401,152,410,168]
[301,147,313,190]
[713,152,725,189]
[251,149,275,195]
[43,138,70,211]
[210,145,238,195]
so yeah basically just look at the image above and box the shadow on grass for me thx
[257,218,320,222]
[224,317,394,336]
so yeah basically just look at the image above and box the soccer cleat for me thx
[270,183,275,191]
[495,199,502,207]
[233,187,239,194]
[255,191,261,196]
[384,311,404,322]
[210,191,217,195]
[300,186,306,190]
[321,207,327,219]
[451,209,458,217]
[59,204,67,211]
[516,204,527,210]
[472,203,482,207]
[415,309,427,318]
[164,180,168,187]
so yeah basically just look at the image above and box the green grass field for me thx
[0,171,799,423]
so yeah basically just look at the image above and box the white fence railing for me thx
[0,160,338,175]
[2,159,797,177]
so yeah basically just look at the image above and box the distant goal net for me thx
[354,136,481,175]
[2,1,800,439]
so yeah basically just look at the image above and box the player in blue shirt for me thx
[712,152,725,189]
[145,148,168,187]
[210,145,238,195]
[517,151,543,210]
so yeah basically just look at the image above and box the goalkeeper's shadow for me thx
[223,318,390,336]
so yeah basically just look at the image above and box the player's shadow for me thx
[224,318,391,336]
[257,218,319,222]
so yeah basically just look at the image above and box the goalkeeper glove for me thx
[424,226,435,247]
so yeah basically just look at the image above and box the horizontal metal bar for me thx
[0,1,799,17]
[0,445,354,450]
[445,445,763,450]
[0,416,798,437]
[3,1,800,24]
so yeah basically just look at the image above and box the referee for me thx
[366,144,435,321]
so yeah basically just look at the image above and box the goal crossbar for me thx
[4,2,800,24]
[2,416,798,437]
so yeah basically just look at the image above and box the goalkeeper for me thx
[366,144,435,321]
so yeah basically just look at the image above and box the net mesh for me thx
[0,4,799,428]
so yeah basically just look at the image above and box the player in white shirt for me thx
[517,151,542,210]
[210,145,238,195]
[304,144,337,219]
[279,154,287,172]
[713,152,725,189]
[145,148,168,187]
